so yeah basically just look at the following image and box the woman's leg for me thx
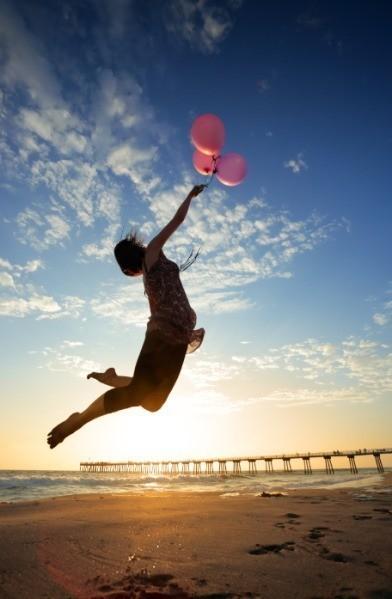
[47,332,186,449]
[47,372,152,449]
[87,368,132,388]
[140,341,187,412]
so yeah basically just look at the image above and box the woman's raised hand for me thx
[189,184,206,198]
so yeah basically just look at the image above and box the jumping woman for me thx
[47,184,206,449]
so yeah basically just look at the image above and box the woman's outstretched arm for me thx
[174,184,205,223]
[147,185,205,259]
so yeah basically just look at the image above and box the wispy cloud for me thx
[87,184,345,323]
[296,12,326,30]
[373,312,389,326]
[29,343,100,378]
[0,256,85,319]
[0,3,168,255]
[90,282,149,327]
[241,335,392,400]
[0,0,346,325]
[256,79,271,94]
[183,356,240,389]
[250,387,371,408]
[164,0,242,54]
[284,153,308,174]
[0,1,65,111]
[371,287,392,327]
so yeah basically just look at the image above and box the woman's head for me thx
[114,231,146,276]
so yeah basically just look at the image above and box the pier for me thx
[80,447,391,476]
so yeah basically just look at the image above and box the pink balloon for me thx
[192,150,215,175]
[215,153,247,186]
[190,113,225,156]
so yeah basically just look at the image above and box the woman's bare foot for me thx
[47,412,82,449]
[87,367,116,385]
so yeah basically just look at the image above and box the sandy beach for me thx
[0,475,391,599]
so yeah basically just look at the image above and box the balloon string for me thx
[202,154,219,188]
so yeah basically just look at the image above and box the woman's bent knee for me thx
[142,402,164,413]
[141,388,169,413]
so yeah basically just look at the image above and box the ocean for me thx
[0,468,390,503]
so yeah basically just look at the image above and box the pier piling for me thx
[265,458,274,473]
[324,456,334,474]
[302,457,312,474]
[373,452,384,473]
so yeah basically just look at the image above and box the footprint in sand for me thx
[307,528,327,541]
[93,571,176,597]
[323,551,352,563]
[283,512,301,526]
[248,541,295,555]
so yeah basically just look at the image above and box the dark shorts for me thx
[103,330,187,414]
[134,329,187,389]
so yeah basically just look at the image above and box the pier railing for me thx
[80,447,392,476]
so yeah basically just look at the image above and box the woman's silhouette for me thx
[47,184,206,449]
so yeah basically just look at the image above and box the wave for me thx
[0,468,389,503]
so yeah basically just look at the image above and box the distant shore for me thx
[0,474,391,598]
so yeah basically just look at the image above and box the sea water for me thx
[0,468,390,503]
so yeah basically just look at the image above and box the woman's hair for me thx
[114,230,146,273]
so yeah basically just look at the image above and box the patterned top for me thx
[143,252,205,354]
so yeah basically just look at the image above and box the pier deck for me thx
[80,447,392,475]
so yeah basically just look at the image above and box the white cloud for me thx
[0,255,86,320]
[371,291,392,327]
[165,0,241,54]
[15,204,71,250]
[83,181,345,322]
[18,108,87,157]
[373,312,388,326]
[251,387,371,408]
[245,336,392,399]
[0,257,44,273]
[13,160,123,253]
[284,153,308,174]
[31,344,101,378]
[174,388,246,415]
[61,340,84,348]
[106,142,160,192]
[36,296,86,321]
[0,2,64,110]
[183,356,240,389]
[90,282,149,327]
[81,222,121,261]
[0,272,16,289]
[147,183,343,295]
[0,294,61,318]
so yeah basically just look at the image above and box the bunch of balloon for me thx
[190,113,247,187]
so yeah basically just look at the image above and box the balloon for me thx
[190,113,225,156]
[192,150,216,175]
[215,153,247,186]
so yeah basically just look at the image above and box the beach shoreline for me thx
[0,475,391,598]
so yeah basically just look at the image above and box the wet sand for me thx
[0,475,391,599]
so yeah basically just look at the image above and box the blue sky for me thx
[1,0,391,469]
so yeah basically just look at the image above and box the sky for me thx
[0,0,391,471]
